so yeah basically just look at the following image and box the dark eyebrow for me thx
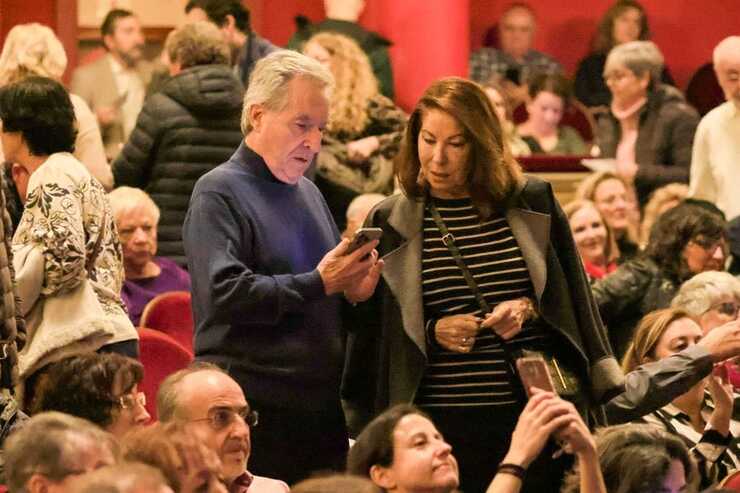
[420,129,465,140]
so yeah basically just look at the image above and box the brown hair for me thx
[593,0,651,53]
[621,307,693,373]
[527,72,573,105]
[395,77,524,218]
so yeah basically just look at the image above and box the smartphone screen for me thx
[346,227,382,255]
[516,356,555,397]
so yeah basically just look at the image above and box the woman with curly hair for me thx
[574,0,674,108]
[592,202,727,358]
[303,32,406,231]
[32,352,150,439]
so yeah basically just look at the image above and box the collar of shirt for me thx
[229,471,253,493]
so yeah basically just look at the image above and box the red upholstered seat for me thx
[137,327,193,420]
[720,469,740,490]
[686,62,725,116]
[513,99,597,143]
[140,291,194,355]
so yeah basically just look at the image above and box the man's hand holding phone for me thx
[318,228,384,303]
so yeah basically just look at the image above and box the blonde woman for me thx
[639,183,689,248]
[563,199,619,280]
[0,23,112,190]
[303,32,406,231]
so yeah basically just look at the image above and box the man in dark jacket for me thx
[113,21,244,266]
[185,0,277,87]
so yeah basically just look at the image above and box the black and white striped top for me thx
[415,197,550,409]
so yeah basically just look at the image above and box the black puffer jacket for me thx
[113,64,244,265]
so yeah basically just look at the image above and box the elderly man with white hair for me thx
[689,36,740,221]
[183,50,383,485]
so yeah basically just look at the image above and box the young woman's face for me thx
[570,204,608,265]
[526,90,564,134]
[651,317,703,361]
[484,87,508,124]
[612,7,643,45]
[374,414,459,493]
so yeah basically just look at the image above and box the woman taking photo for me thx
[342,77,622,492]
[516,72,588,156]
[622,308,739,487]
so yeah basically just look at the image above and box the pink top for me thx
[611,97,647,169]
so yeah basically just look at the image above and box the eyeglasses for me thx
[707,301,740,319]
[118,392,146,410]
[689,237,728,256]
[191,406,259,431]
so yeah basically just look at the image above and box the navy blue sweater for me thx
[183,143,343,411]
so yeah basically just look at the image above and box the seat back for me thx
[513,100,597,143]
[137,327,193,420]
[140,291,194,354]
[720,469,740,490]
[686,62,724,116]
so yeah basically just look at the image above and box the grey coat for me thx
[341,177,623,434]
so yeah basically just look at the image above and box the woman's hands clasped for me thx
[480,297,536,341]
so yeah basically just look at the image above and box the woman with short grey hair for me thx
[672,270,740,333]
[595,40,699,205]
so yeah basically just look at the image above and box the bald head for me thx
[499,4,537,60]
[713,36,740,108]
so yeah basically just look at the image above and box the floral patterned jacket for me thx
[12,153,136,380]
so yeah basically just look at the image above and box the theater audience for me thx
[0,23,112,189]
[592,203,727,358]
[71,9,153,160]
[563,200,618,281]
[0,77,138,404]
[639,183,688,248]
[156,363,289,492]
[70,462,174,493]
[622,308,739,487]
[576,171,640,262]
[108,187,191,326]
[574,0,674,108]
[469,3,562,105]
[31,352,150,439]
[342,77,621,493]
[482,78,531,157]
[343,193,387,240]
[561,423,696,493]
[184,0,277,87]
[303,32,405,231]
[516,72,587,155]
[4,412,119,493]
[595,40,699,205]
[123,421,227,493]
[689,36,740,222]
[288,0,395,99]
[113,21,243,266]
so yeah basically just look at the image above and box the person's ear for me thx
[10,162,27,185]
[370,464,397,490]
[168,61,182,77]
[248,104,266,132]
[102,33,115,51]
[26,473,53,493]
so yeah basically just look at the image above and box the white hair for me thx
[671,271,740,316]
[605,40,664,86]
[240,50,334,134]
[0,23,67,86]
[107,187,160,224]
[713,36,740,66]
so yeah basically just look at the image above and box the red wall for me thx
[469,0,740,90]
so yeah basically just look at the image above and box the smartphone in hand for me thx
[346,227,383,256]
[516,356,555,397]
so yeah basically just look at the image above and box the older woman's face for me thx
[593,178,630,233]
[375,414,459,493]
[116,204,158,270]
[604,63,649,109]
[107,383,151,439]
[682,235,727,275]
[418,109,471,199]
[570,204,608,265]
[699,295,740,335]
[652,317,703,361]
[526,90,564,134]
[612,7,642,45]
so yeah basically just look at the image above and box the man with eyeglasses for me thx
[157,363,288,493]
[4,412,118,493]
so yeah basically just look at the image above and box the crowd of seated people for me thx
[1,1,740,492]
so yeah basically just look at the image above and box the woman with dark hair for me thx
[0,76,137,405]
[621,308,738,488]
[517,72,588,155]
[593,41,699,205]
[32,352,150,439]
[562,423,696,493]
[342,77,622,492]
[574,0,674,108]
[592,202,728,358]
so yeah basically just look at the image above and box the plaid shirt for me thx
[469,47,562,84]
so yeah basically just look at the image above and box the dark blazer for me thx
[341,177,624,434]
